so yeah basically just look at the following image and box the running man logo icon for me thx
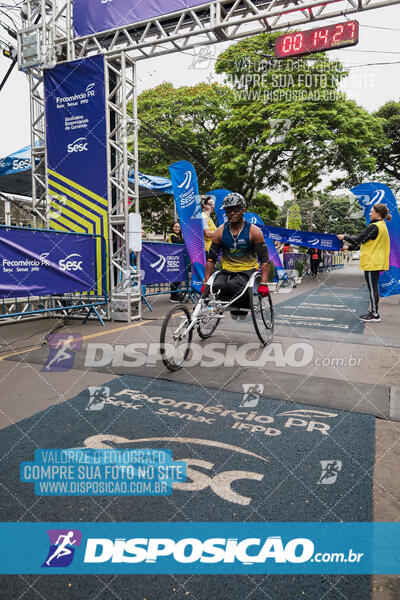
[86,386,110,411]
[318,460,342,485]
[42,334,82,372]
[240,384,264,408]
[42,529,82,568]
[189,46,216,70]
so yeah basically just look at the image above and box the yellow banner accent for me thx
[48,172,109,296]
[48,168,108,207]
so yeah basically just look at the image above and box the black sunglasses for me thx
[224,206,242,213]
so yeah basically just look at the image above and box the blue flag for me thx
[169,161,205,292]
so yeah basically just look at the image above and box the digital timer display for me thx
[275,21,359,58]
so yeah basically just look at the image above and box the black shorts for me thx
[212,269,256,309]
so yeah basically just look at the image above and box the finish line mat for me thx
[0,375,374,598]
[275,285,371,334]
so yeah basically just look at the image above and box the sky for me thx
[0,1,399,199]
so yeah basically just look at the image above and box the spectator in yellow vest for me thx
[201,195,217,257]
[337,203,391,322]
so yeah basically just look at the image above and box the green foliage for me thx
[287,203,302,230]
[312,193,366,236]
[249,192,280,225]
[128,33,392,233]
[268,262,276,283]
[135,196,172,236]
[294,258,307,278]
[133,82,234,233]
[280,192,366,235]
[136,82,234,190]
[372,100,400,183]
[213,33,385,196]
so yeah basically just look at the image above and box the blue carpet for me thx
[275,285,370,334]
[0,374,375,598]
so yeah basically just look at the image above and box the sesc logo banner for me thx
[1,522,397,574]
[0,228,97,298]
[169,160,206,292]
[141,242,187,285]
[44,55,107,200]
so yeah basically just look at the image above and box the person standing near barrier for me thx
[201,195,217,258]
[168,222,185,303]
[337,203,391,322]
[307,247,321,277]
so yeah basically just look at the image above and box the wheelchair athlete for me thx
[200,193,270,319]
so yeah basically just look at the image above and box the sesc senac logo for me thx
[67,137,88,153]
[59,253,84,272]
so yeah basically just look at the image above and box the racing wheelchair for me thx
[160,270,274,371]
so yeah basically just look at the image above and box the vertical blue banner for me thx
[44,55,108,294]
[169,161,205,292]
[351,182,400,297]
[44,55,107,199]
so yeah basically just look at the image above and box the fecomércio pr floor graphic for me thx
[0,264,399,599]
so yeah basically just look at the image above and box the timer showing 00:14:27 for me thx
[274,21,359,58]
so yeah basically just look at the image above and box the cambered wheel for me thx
[249,273,274,346]
[160,304,193,371]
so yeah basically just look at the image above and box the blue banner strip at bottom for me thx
[0,523,399,574]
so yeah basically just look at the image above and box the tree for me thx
[287,203,302,230]
[213,33,385,198]
[279,192,366,235]
[135,82,234,233]
[249,192,280,225]
[136,82,234,191]
[138,194,173,236]
[372,100,400,185]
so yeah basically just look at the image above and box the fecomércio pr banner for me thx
[208,188,285,275]
[141,242,187,285]
[44,55,108,295]
[0,227,97,298]
[73,0,211,37]
[264,225,341,251]
[169,161,205,292]
[351,182,400,297]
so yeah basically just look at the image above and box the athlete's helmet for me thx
[222,192,246,210]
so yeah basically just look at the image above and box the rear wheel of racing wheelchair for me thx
[249,272,274,346]
[160,304,193,371]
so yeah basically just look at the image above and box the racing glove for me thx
[258,283,270,297]
[200,284,209,297]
